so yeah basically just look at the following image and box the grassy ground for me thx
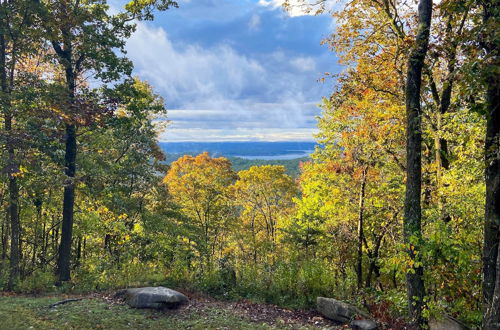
[0,293,340,329]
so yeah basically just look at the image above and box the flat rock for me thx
[120,286,188,309]
[317,297,371,323]
[351,319,378,330]
[429,315,470,330]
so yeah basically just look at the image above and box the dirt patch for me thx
[229,299,342,328]
[105,289,342,329]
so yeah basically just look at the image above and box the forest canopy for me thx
[0,0,498,329]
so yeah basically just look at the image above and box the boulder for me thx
[317,297,371,323]
[429,315,470,330]
[350,319,378,330]
[120,286,188,309]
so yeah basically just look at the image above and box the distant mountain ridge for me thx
[159,141,316,158]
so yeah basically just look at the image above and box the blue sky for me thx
[120,0,340,141]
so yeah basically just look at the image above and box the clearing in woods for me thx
[0,292,341,329]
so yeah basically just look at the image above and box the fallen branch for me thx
[48,298,84,308]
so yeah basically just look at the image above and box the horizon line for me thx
[157,140,317,143]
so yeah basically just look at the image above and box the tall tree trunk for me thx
[41,216,47,269]
[0,30,21,291]
[403,0,432,325]
[55,29,78,282]
[1,207,8,274]
[485,243,500,329]
[57,123,77,283]
[83,236,86,260]
[76,236,82,267]
[356,167,367,290]
[7,164,20,289]
[51,215,56,254]
[481,0,500,328]
[31,198,42,270]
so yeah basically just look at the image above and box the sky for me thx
[116,0,340,142]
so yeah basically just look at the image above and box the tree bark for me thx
[31,198,42,270]
[41,215,47,269]
[7,147,20,290]
[0,28,21,291]
[57,123,77,283]
[1,207,8,273]
[54,25,78,282]
[481,1,500,328]
[485,243,500,329]
[403,0,432,326]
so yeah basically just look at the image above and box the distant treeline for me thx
[164,153,308,177]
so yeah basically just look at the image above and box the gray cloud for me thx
[126,21,327,141]
[165,102,320,129]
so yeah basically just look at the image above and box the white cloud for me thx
[127,23,266,105]
[290,57,317,72]
[248,14,262,30]
[258,0,281,10]
[126,23,323,142]
[165,101,319,129]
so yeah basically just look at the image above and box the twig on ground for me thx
[48,298,84,309]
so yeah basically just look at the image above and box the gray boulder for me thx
[120,286,189,309]
[317,297,371,323]
[429,315,470,330]
[350,319,378,330]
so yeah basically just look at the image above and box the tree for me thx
[479,0,499,327]
[164,153,236,268]
[0,0,41,289]
[232,165,297,263]
[305,0,488,322]
[41,0,176,283]
[317,90,403,291]
[302,77,406,291]
[75,78,167,267]
[403,0,432,325]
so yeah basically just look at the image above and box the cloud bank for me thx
[124,0,337,141]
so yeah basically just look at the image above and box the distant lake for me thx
[159,141,317,160]
[232,150,313,160]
